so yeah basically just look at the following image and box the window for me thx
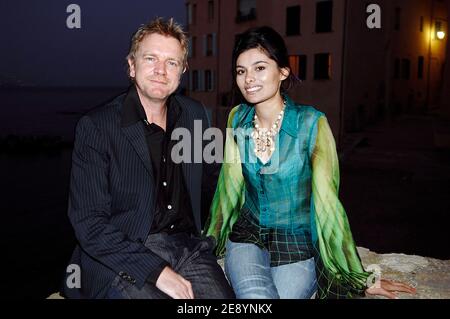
[192,70,206,91]
[187,3,192,25]
[188,37,193,58]
[316,1,333,33]
[191,36,196,58]
[418,56,424,79]
[298,55,307,80]
[436,20,443,33]
[289,55,307,80]
[394,58,400,79]
[204,34,216,56]
[394,7,401,30]
[208,1,214,22]
[207,34,213,56]
[205,70,214,91]
[286,6,301,36]
[237,0,256,22]
[199,70,205,91]
[192,70,199,91]
[402,59,410,80]
[192,4,197,25]
[314,53,331,80]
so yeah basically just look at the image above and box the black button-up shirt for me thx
[123,85,197,237]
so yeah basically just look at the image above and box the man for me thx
[63,18,234,299]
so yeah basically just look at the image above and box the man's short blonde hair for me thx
[126,17,189,79]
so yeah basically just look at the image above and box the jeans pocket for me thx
[106,275,130,299]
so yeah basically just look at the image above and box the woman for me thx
[205,26,416,299]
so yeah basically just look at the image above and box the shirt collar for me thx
[121,85,180,129]
[238,94,298,138]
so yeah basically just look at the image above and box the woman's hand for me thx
[365,279,417,299]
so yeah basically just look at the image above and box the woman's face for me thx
[235,48,288,106]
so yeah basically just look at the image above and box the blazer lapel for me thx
[121,122,154,179]
[120,86,154,180]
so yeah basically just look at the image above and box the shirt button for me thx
[262,208,267,212]
[163,181,167,187]
[162,156,166,163]
[260,190,264,194]
[167,204,172,210]
[170,224,175,229]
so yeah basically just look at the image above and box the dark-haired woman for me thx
[205,26,416,299]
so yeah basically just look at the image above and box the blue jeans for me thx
[225,240,317,299]
[106,233,235,299]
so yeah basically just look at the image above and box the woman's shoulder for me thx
[283,95,323,118]
[287,103,325,130]
[292,103,324,118]
[227,104,253,128]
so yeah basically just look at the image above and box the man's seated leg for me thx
[106,275,170,299]
[175,236,235,299]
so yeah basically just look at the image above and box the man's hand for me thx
[366,279,416,299]
[155,266,194,299]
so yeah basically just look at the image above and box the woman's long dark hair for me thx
[231,26,299,105]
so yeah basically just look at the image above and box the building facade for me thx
[185,0,448,142]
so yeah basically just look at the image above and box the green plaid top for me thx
[228,97,319,267]
[205,95,372,298]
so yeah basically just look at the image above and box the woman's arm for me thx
[204,107,245,256]
[311,116,416,298]
[311,116,368,281]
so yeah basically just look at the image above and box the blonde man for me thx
[63,18,234,299]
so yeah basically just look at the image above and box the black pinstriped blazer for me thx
[63,87,219,298]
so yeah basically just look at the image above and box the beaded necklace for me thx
[251,101,286,158]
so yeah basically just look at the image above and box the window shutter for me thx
[188,36,192,58]
[212,33,217,56]
[203,35,207,56]
[211,70,215,91]
[199,70,205,91]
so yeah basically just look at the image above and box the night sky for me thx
[0,0,186,87]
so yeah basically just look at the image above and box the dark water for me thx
[0,150,75,299]
[0,87,127,299]
[0,87,128,140]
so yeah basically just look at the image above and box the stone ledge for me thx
[356,247,450,299]
[48,247,450,299]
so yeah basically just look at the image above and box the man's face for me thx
[128,33,185,104]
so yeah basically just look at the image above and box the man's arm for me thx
[69,115,168,289]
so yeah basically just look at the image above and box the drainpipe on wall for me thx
[216,0,221,126]
[426,0,435,110]
[384,0,393,123]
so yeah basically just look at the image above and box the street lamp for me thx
[435,20,446,40]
